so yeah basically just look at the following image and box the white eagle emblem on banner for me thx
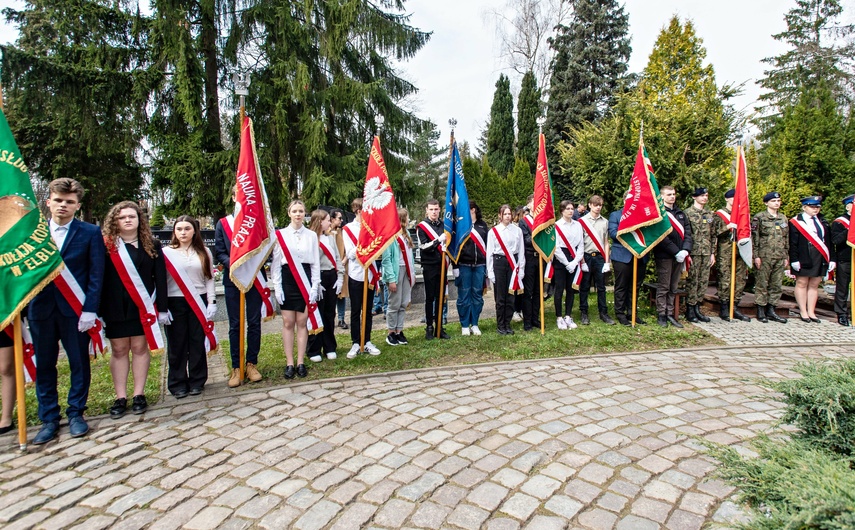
[362,176,394,214]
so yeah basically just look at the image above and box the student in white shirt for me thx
[342,198,382,358]
[306,209,343,362]
[271,201,322,379]
[552,200,585,330]
[486,204,526,335]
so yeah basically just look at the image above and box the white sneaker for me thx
[462,327,471,336]
[471,326,482,336]
[564,316,577,329]
[346,343,360,359]
[309,355,323,363]
[364,341,381,356]
[325,351,337,360]
[512,312,523,322]
[556,317,567,330]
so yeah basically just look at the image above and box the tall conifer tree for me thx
[486,74,515,176]
[517,71,542,171]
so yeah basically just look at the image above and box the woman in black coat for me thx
[788,195,835,323]
[101,201,169,417]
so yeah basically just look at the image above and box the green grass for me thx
[222,305,721,387]
[14,352,163,425]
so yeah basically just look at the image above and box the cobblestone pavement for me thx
[3,344,855,529]
[692,312,855,345]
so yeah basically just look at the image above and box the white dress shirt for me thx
[553,218,585,269]
[486,222,525,279]
[342,220,370,282]
[271,225,321,290]
[165,247,217,300]
[49,219,72,251]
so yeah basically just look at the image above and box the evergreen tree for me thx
[1,0,153,219]
[502,157,534,208]
[544,0,631,180]
[403,122,446,211]
[516,70,542,171]
[486,74,515,176]
[467,157,504,221]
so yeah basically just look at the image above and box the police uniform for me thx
[685,188,714,322]
[713,189,750,321]
[751,191,789,323]
[830,194,853,326]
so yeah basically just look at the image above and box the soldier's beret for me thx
[801,195,822,206]
[843,194,854,206]
[763,191,781,202]
[724,189,735,199]
[691,187,708,197]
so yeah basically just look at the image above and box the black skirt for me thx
[105,318,145,340]
[0,331,12,348]
[280,263,311,312]
[793,245,829,277]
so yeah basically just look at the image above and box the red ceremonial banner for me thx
[229,116,274,292]
[848,212,855,250]
[531,133,556,261]
[356,137,400,268]
[732,146,753,267]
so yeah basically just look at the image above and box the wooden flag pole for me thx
[539,258,545,335]
[631,257,638,327]
[729,240,737,320]
[238,96,247,381]
[13,313,27,450]
[360,275,369,352]
[437,257,446,337]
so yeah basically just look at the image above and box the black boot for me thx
[667,314,684,328]
[766,305,787,324]
[657,314,668,327]
[756,305,768,323]
[425,326,434,340]
[732,308,751,322]
[686,304,699,323]
[837,314,850,326]
[719,303,730,321]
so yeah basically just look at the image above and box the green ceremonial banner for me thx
[0,109,63,330]
[615,142,672,258]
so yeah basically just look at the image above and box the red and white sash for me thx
[107,239,165,354]
[418,221,452,269]
[53,268,106,357]
[397,234,416,287]
[523,215,534,231]
[162,247,218,353]
[275,231,323,334]
[3,322,36,382]
[835,216,850,229]
[790,216,830,263]
[319,237,339,272]
[579,217,608,256]
[492,226,523,293]
[666,212,685,240]
[553,223,583,289]
[470,229,487,257]
[222,216,275,320]
[715,209,731,224]
[343,225,378,287]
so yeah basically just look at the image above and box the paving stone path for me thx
[3,343,854,530]
[693,313,855,345]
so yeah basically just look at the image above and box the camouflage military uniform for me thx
[751,210,789,306]
[685,206,714,305]
[713,209,748,303]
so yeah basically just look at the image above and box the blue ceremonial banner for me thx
[443,140,472,263]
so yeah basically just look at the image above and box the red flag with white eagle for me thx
[229,117,275,292]
[356,137,400,268]
[732,146,753,268]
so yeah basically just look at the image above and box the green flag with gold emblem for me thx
[0,108,63,330]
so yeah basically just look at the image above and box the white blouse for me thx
[164,246,217,301]
[319,233,345,284]
[486,222,526,276]
[342,220,369,282]
[271,225,321,289]
[553,218,585,268]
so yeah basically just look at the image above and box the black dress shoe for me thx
[838,314,850,326]
[439,328,450,340]
[635,316,646,325]
[580,313,590,325]
[68,416,89,438]
[600,313,616,325]
[173,389,189,399]
[505,328,515,335]
[657,314,668,327]
[0,423,15,435]
[667,316,684,328]
[617,315,631,326]
[189,387,204,396]
[296,364,308,378]
[523,325,533,331]
[800,316,812,323]
[33,421,59,445]
[132,395,147,414]
[284,365,296,379]
[425,327,435,341]
[810,317,822,323]
[497,328,507,335]
[110,398,127,419]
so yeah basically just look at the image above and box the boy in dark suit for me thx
[29,178,105,444]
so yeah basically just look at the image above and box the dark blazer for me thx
[214,219,236,288]
[830,213,851,264]
[29,218,106,320]
[789,213,832,268]
[653,206,693,260]
[100,240,168,321]
[417,218,444,266]
[608,209,650,266]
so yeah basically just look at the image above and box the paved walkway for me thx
[693,313,855,345]
[3,342,854,530]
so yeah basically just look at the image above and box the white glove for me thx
[566,262,577,274]
[205,303,217,319]
[346,247,357,260]
[438,233,447,244]
[317,284,325,301]
[791,261,801,271]
[602,262,611,274]
[309,288,318,305]
[334,278,343,295]
[78,312,97,332]
[453,268,460,279]
[830,261,837,273]
[158,312,172,325]
[675,250,688,263]
[581,263,589,273]
[726,222,737,230]
[517,268,524,281]
[488,274,496,285]
[275,288,285,305]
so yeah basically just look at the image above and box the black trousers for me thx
[423,263,442,329]
[613,259,645,318]
[349,277,375,345]
[521,254,542,327]
[580,253,607,315]
[308,270,338,355]
[553,251,576,317]
[225,283,261,368]
[166,296,208,394]
[493,259,514,330]
[835,261,851,315]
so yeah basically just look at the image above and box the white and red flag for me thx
[229,117,275,292]
[356,136,400,267]
[732,146,753,267]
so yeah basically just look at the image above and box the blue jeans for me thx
[337,298,346,321]
[456,264,486,327]
[373,281,389,313]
